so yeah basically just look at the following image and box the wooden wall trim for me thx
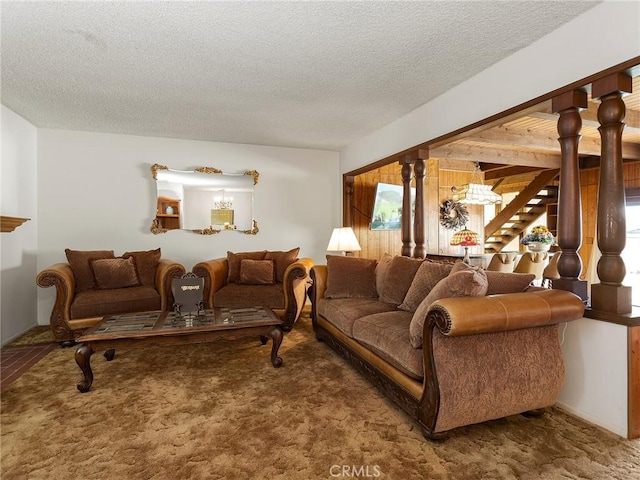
[626,187,640,204]
[584,308,640,327]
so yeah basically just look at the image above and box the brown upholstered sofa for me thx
[310,254,585,440]
[192,248,314,331]
[36,248,185,346]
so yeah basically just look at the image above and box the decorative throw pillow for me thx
[408,263,488,349]
[398,261,453,312]
[65,248,115,292]
[376,254,423,305]
[409,296,433,349]
[423,264,488,306]
[122,248,161,287]
[449,259,474,275]
[238,259,276,285]
[324,255,378,299]
[265,247,300,283]
[485,271,536,295]
[227,250,267,283]
[90,257,141,290]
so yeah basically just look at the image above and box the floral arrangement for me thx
[521,225,555,245]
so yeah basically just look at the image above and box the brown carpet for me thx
[1,316,639,479]
[7,326,55,346]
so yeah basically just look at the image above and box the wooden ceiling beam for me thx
[484,166,545,180]
[583,101,640,131]
[466,120,640,160]
[528,109,640,136]
[430,143,561,169]
[437,158,477,171]
[467,121,560,152]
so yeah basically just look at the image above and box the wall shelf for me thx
[155,196,181,230]
[0,216,30,233]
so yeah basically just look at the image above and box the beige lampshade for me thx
[451,163,502,205]
[451,183,502,205]
[327,227,361,253]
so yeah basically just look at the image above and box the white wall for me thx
[339,1,640,172]
[1,106,38,345]
[556,319,628,438]
[36,129,340,326]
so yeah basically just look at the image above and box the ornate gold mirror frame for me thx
[150,164,259,235]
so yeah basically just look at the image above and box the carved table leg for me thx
[75,344,95,393]
[269,327,283,368]
[104,349,115,361]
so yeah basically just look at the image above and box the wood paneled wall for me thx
[438,168,485,258]
[351,163,483,260]
[351,164,403,259]
[353,161,640,265]
[579,169,598,279]
[579,162,640,279]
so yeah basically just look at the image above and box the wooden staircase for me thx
[484,169,560,253]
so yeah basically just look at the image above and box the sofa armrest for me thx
[155,258,187,311]
[192,258,229,308]
[281,257,314,330]
[309,265,327,321]
[427,289,585,337]
[36,263,76,341]
[418,289,584,436]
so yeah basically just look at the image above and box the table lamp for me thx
[450,228,479,264]
[327,227,361,256]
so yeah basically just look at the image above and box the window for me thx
[623,199,640,307]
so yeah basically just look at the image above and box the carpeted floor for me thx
[1,315,639,479]
[6,326,55,346]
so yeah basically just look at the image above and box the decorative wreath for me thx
[439,200,469,230]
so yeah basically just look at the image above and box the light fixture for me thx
[450,228,479,264]
[211,190,235,227]
[327,227,361,256]
[213,191,233,210]
[451,163,502,205]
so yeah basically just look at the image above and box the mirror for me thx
[150,164,259,235]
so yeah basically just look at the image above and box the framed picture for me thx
[370,183,414,230]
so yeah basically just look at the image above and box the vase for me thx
[527,242,551,252]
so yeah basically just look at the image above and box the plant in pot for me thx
[521,225,555,252]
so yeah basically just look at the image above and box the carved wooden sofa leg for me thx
[522,408,547,418]
[421,428,448,442]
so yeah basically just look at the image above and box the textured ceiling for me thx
[1,1,599,151]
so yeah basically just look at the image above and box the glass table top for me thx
[86,307,279,338]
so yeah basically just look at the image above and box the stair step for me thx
[484,178,559,251]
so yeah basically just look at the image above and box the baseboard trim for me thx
[555,401,627,438]
[1,324,39,348]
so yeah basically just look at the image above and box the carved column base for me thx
[591,283,632,314]
[552,278,588,302]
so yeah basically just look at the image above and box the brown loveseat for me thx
[192,248,314,331]
[37,248,185,346]
[310,254,585,440]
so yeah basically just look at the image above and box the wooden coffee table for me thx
[74,307,283,392]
